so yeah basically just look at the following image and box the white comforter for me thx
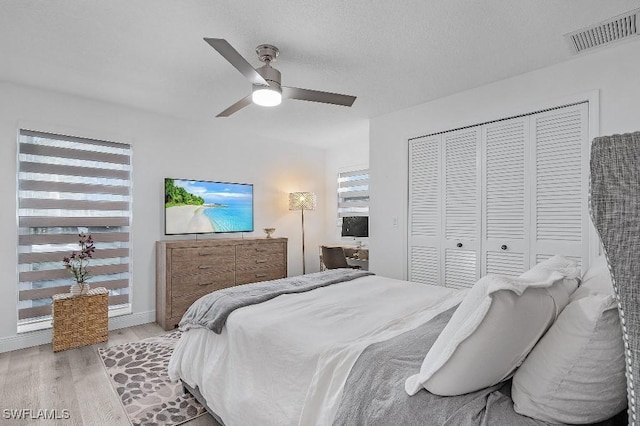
[168,274,465,426]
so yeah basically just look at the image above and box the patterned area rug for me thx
[98,331,206,426]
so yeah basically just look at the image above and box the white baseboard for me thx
[0,328,53,354]
[0,310,156,354]
[108,309,156,331]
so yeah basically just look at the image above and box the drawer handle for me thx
[501,244,508,251]
[255,273,267,278]
[255,248,267,252]
[198,265,213,269]
[456,242,463,248]
[199,282,214,286]
[199,252,213,257]
[255,259,267,264]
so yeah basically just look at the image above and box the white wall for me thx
[323,119,370,250]
[369,39,640,279]
[0,82,327,352]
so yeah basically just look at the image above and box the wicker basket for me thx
[52,287,109,352]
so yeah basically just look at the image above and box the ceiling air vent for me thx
[565,8,640,54]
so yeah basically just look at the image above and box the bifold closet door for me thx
[530,103,589,268]
[442,128,481,289]
[408,135,442,286]
[481,117,530,277]
[408,128,482,289]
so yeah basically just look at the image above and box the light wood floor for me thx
[0,323,217,425]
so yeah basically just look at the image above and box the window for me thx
[337,168,370,218]
[17,129,132,332]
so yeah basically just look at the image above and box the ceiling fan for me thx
[204,38,357,117]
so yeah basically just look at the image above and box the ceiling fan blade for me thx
[216,95,252,117]
[204,38,268,86]
[282,86,356,107]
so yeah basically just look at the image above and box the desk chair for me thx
[321,246,360,270]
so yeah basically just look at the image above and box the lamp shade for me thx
[289,192,316,211]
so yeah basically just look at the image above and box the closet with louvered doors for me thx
[408,102,591,288]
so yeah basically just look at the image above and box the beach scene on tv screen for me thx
[165,178,253,234]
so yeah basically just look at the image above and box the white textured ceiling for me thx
[1,1,638,147]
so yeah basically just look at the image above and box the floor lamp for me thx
[289,192,316,274]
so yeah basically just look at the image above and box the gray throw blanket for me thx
[179,268,374,333]
[334,306,549,426]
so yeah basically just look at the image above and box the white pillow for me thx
[571,254,614,300]
[404,267,579,396]
[512,293,626,423]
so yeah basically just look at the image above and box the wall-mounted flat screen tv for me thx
[164,178,254,235]
[341,216,369,238]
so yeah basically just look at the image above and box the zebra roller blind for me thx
[17,129,132,328]
[338,168,369,217]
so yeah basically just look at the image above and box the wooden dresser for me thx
[156,237,287,330]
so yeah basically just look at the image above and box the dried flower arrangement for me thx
[62,233,95,295]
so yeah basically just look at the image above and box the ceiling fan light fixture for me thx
[252,86,282,107]
[206,39,357,116]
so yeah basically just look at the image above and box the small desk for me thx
[319,245,369,271]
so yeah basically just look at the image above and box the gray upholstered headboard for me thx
[590,131,640,426]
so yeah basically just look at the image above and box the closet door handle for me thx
[501,245,508,251]
[456,243,463,248]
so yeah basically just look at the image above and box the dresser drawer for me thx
[170,287,213,320]
[171,245,236,262]
[171,270,235,299]
[237,242,285,257]
[236,253,285,270]
[236,267,285,285]
[171,256,235,277]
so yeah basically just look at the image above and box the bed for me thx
[168,271,470,425]
[168,131,639,425]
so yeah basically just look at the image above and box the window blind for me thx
[17,129,132,328]
[338,168,369,217]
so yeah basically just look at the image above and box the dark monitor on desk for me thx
[341,216,369,238]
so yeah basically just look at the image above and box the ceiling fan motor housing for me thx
[255,64,282,93]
